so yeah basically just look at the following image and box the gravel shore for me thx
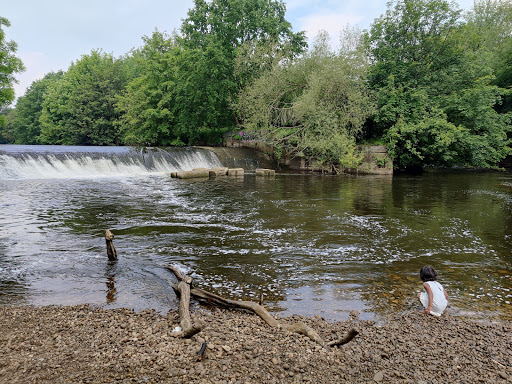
[1,305,511,383]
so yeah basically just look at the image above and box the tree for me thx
[172,41,235,144]
[116,31,181,146]
[366,0,511,169]
[117,0,306,146]
[0,107,15,143]
[39,50,130,145]
[237,30,374,172]
[11,71,63,144]
[181,0,305,54]
[465,0,512,112]
[366,0,463,130]
[178,0,306,142]
[0,17,24,128]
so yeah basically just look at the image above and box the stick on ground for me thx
[165,265,358,348]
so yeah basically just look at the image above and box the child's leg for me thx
[418,291,428,308]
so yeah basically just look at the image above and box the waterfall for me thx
[0,145,223,180]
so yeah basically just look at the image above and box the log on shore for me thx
[165,265,358,348]
[167,266,202,338]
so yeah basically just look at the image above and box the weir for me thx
[0,145,225,180]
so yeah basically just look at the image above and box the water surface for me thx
[1,145,511,321]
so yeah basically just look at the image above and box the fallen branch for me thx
[165,266,358,348]
[167,266,202,338]
[327,329,359,347]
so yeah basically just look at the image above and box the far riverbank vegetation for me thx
[1,0,511,172]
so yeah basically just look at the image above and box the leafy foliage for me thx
[11,71,63,144]
[116,31,180,146]
[366,0,511,169]
[6,0,512,172]
[0,17,24,111]
[0,17,24,138]
[238,30,374,172]
[39,50,131,145]
[115,0,305,146]
[180,0,305,54]
[0,107,15,143]
[465,0,512,113]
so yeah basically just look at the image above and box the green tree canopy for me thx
[237,30,374,172]
[11,71,63,144]
[180,0,305,53]
[0,107,15,143]
[116,31,181,146]
[178,0,306,142]
[366,0,511,169]
[116,0,306,146]
[0,17,24,128]
[465,0,512,113]
[39,50,131,145]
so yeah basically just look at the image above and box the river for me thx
[1,145,511,321]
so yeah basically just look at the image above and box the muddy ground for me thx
[0,305,511,383]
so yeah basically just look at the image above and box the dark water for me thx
[1,146,511,321]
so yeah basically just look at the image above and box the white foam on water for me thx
[0,147,223,180]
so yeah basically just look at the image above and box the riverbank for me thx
[1,305,511,383]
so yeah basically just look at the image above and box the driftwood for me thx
[165,266,358,348]
[104,230,117,262]
[167,266,202,338]
[326,328,359,347]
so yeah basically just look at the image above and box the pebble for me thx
[374,371,384,382]
[498,371,508,380]
[0,305,510,384]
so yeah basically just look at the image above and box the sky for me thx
[3,0,475,101]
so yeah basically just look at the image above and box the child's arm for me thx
[423,282,434,315]
[443,288,448,301]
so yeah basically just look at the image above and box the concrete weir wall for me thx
[347,145,393,175]
[224,136,393,175]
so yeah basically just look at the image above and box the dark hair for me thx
[420,265,438,282]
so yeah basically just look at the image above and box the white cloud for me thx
[298,12,364,49]
[13,52,55,100]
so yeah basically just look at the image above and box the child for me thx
[417,265,448,316]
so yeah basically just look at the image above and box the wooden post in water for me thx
[104,229,117,262]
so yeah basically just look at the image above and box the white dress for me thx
[419,281,447,316]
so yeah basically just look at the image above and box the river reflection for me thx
[0,170,511,321]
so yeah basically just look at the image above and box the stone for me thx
[227,168,244,176]
[374,371,384,382]
[176,169,210,179]
[255,168,275,176]
[349,310,360,318]
[209,167,229,177]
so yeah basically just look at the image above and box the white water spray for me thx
[0,146,223,180]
